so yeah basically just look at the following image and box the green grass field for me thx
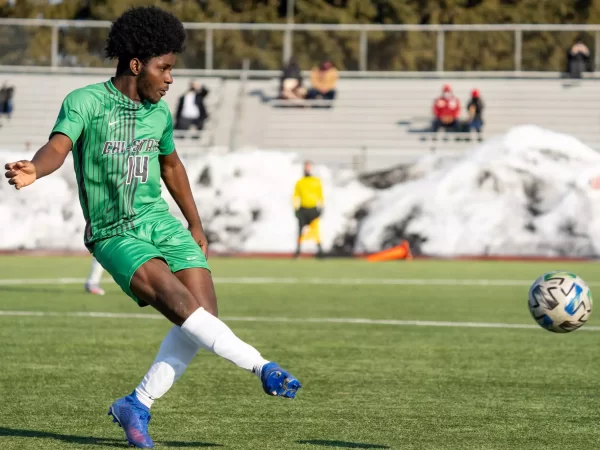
[0,256,599,450]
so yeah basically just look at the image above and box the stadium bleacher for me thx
[237,77,600,170]
[2,74,600,172]
[0,73,224,157]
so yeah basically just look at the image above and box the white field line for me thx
[0,309,598,331]
[2,276,600,287]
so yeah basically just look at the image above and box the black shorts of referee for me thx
[296,207,321,230]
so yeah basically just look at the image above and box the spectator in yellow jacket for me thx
[293,161,324,258]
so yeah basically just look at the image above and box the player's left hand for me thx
[189,225,209,257]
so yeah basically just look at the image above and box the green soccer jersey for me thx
[51,79,176,246]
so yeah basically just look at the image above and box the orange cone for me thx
[366,241,412,262]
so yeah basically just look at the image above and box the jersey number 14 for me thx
[126,155,149,184]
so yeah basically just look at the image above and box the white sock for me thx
[135,325,201,409]
[86,257,104,286]
[181,307,269,375]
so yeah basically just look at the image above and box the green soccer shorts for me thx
[92,214,210,306]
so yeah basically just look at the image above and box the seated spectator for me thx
[175,81,209,131]
[279,58,306,101]
[432,84,460,133]
[566,38,591,79]
[307,60,338,103]
[0,84,5,124]
[466,89,484,140]
[0,83,14,120]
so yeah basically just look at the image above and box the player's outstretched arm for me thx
[4,133,72,190]
[159,150,208,255]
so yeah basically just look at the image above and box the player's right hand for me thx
[4,160,37,190]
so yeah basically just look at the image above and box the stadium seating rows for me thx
[0,73,224,156]
[1,73,598,171]
[237,77,600,170]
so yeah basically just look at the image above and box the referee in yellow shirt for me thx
[293,161,324,258]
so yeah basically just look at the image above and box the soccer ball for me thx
[528,271,593,333]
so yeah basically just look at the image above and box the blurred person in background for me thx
[0,82,14,121]
[0,85,5,127]
[466,89,484,141]
[566,38,591,79]
[307,60,338,103]
[0,84,6,119]
[175,80,209,130]
[431,84,460,134]
[85,257,105,295]
[279,57,306,101]
[293,160,324,258]
[567,38,591,78]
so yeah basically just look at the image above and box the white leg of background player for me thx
[85,257,105,296]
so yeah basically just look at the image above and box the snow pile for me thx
[0,153,85,250]
[354,125,600,257]
[2,125,600,257]
[0,149,373,253]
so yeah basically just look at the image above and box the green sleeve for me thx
[159,109,175,156]
[51,90,89,146]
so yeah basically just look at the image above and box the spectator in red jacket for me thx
[432,84,460,132]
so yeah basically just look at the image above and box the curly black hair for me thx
[105,6,185,72]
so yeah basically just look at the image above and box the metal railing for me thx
[1,18,600,74]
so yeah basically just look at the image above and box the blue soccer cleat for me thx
[261,362,302,398]
[108,392,154,448]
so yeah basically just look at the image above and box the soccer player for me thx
[4,6,300,449]
[85,257,105,295]
[293,160,324,258]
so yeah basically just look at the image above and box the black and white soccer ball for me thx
[528,271,593,333]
